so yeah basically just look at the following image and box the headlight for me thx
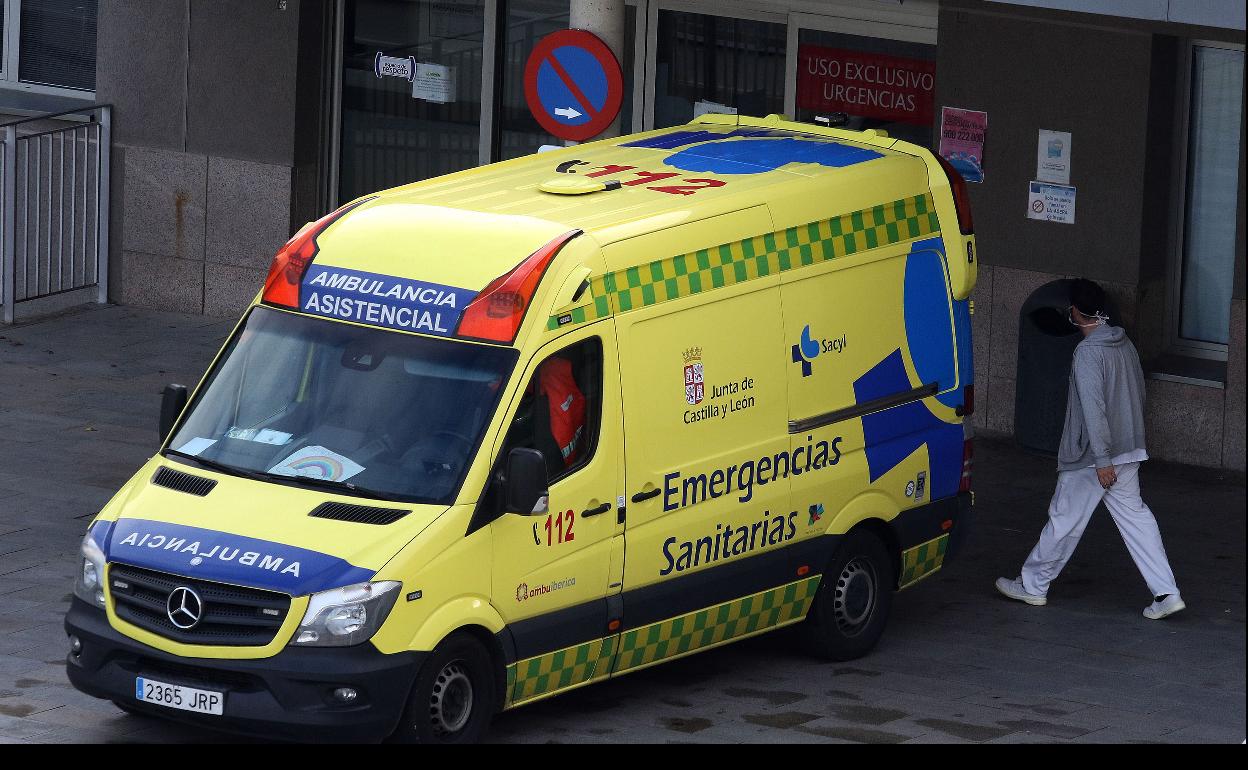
[291,581,401,647]
[73,525,108,609]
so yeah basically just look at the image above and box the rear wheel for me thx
[803,529,894,661]
[388,632,497,744]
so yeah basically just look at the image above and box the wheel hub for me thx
[832,557,877,635]
[427,661,474,736]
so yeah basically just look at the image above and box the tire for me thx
[802,529,895,661]
[388,632,498,744]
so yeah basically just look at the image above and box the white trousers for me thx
[1020,461,1179,598]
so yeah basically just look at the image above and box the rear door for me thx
[781,230,965,531]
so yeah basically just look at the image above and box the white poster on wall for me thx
[413,63,455,103]
[1036,129,1072,184]
[1027,181,1077,224]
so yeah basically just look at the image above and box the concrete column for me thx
[569,0,626,139]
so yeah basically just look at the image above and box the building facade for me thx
[0,0,1243,471]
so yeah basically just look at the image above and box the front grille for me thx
[308,501,409,525]
[152,466,217,497]
[109,563,290,647]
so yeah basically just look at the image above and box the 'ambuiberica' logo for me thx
[683,347,705,405]
[515,578,576,602]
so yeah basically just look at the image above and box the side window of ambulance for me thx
[500,338,603,484]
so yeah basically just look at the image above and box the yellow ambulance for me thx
[65,113,977,743]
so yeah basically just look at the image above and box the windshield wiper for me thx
[164,449,267,482]
[259,472,394,502]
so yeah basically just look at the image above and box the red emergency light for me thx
[454,230,582,344]
[935,153,974,235]
[261,198,373,309]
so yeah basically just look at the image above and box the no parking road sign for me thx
[524,29,623,142]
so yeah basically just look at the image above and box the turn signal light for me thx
[262,198,373,309]
[455,230,582,344]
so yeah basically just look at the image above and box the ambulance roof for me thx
[311,114,930,295]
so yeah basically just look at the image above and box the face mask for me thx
[1067,306,1109,328]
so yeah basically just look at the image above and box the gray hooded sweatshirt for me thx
[1056,324,1148,471]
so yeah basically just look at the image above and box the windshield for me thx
[167,307,517,504]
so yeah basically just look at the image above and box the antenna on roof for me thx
[814,113,850,128]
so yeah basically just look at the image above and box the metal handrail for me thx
[0,103,114,129]
[1,104,111,324]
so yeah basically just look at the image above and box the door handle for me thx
[582,502,612,517]
[631,488,661,504]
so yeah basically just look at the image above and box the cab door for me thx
[488,323,624,706]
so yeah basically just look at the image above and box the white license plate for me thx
[135,676,224,715]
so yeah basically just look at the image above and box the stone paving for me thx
[0,304,1243,744]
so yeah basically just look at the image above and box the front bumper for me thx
[64,597,424,743]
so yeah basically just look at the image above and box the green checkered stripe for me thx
[899,534,949,589]
[505,636,617,708]
[546,294,612,330]
[611,576,821,674]
[547,193,939,330]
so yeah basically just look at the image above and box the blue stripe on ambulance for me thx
[101,518,375,596]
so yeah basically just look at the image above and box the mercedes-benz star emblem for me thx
[166,586,203,630]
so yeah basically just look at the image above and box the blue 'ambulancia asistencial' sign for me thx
[300,264,477,337]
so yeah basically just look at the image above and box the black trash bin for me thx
[1014,279,1119,455]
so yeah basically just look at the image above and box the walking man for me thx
[995,279,1184,619]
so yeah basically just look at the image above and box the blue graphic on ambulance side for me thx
[853,350,961,500]
[899,237,972,409]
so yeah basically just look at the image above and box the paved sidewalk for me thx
[1,304,1243,744]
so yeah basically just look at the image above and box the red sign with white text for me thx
[797,44,935,126]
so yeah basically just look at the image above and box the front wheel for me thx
[388,632,497,744]
[802,529,894,661]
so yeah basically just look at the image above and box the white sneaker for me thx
[994,577,1047,606]
[1143,593,1185,620]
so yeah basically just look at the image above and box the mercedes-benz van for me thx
[65,113,976,743]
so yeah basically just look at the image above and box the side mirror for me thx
[159,384,188,443]
[504,447,549,515]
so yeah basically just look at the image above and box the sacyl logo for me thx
[791,325,847,377]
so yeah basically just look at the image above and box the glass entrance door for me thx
[647,4,787,129]
[338,0,485,203]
